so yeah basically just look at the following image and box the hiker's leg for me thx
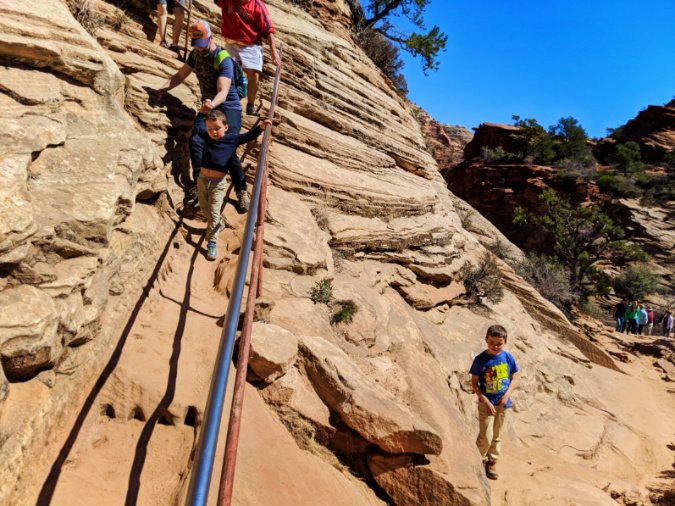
[476,403,494,462]
[157,2,168,45]
[487,406,507,462]
[233,44,263,108]
[197,176,208,219]
[190,114,207,182]
[246,69,259,108]
[205,178,227,242]
[170,6,184,47]
[223,108,246,192]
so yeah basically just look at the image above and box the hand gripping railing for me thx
[185,48,283,506]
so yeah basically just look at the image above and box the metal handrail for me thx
[185,49,283,506]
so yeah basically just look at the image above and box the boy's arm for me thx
[236,125,264,145]
[471,374,496,415]
[498,372,518,406]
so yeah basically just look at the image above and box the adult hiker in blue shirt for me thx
[152,20,250,213]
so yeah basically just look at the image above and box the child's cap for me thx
[189,20,212,48]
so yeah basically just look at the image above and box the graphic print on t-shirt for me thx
[483,362,509,394]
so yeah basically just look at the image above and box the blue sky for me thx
[395,0,675,138]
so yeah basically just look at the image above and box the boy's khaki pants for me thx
[476,403,507,462]
[197,176,228,243]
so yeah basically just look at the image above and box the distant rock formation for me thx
[463,122,522,160]
[618,99,675,163]
[416,110,473,171]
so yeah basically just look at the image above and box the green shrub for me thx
[609,241,648,263]
[596,172,639,197]
[613,265,662,300]
[549,116,592,163]
[511,116,556,164]
[609,141,644,175]
[310,279,333,304]
[587,267,613,296]
[356,28,408,95]
[516,253,576,311]
[486,238,513,261]
[579,299,604,318]
[67,0,103,35]
[481,146,517,164]
[110,10,130,30]
[459,253,504,305]
[331,300,359,324]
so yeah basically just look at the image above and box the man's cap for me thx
[189,20,212,48]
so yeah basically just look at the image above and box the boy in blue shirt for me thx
[469,324,519,480]
[196,110,271,260]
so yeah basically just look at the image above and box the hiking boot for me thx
[236,190,250,212]
[185,185,199,209]
[485,460,498,480]
[206,241,217,261]
[246,102,255,115]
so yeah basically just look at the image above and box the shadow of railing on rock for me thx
[124,234,203,505]
[36,217,184,506]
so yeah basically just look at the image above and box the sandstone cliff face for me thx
[417,110,472,171]
[1,1,674,505]
[618,99,675,163]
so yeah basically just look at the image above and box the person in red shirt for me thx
[216,0,280,115]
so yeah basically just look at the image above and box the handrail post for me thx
[184,48,283,506]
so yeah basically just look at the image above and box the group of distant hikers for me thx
[614,300,673,337]
[147,1,521,485]
[150,0,278,261]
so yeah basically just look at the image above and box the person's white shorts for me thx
[225,43,263,72]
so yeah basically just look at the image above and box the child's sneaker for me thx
[485,460,498,480]
[236,190,250,212]
[206,241,217,261]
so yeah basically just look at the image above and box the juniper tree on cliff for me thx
[513,189,632,292]
[347,0,447,72]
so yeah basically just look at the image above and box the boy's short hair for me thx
[486,324,508,341]
[206,110,227,123]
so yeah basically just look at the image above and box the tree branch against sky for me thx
[352,0,448,73]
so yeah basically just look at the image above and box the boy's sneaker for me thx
[236,190,250,212]
[485,460,498,480]
[206,241,217,261]
[246,102,255,115]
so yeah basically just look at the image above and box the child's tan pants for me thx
[476,403,507,462]
[197,175,228,243]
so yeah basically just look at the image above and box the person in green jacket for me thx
[624,301,639,335]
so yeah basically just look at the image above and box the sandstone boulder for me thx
[249,322,298,383]
[0,286,60,379]
[264,187,333,275]
[261,366,334,439]
[0,156,37,265]
[299,335,442,455]
[368,454,483,506]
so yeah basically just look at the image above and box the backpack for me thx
[213,48,247,100]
